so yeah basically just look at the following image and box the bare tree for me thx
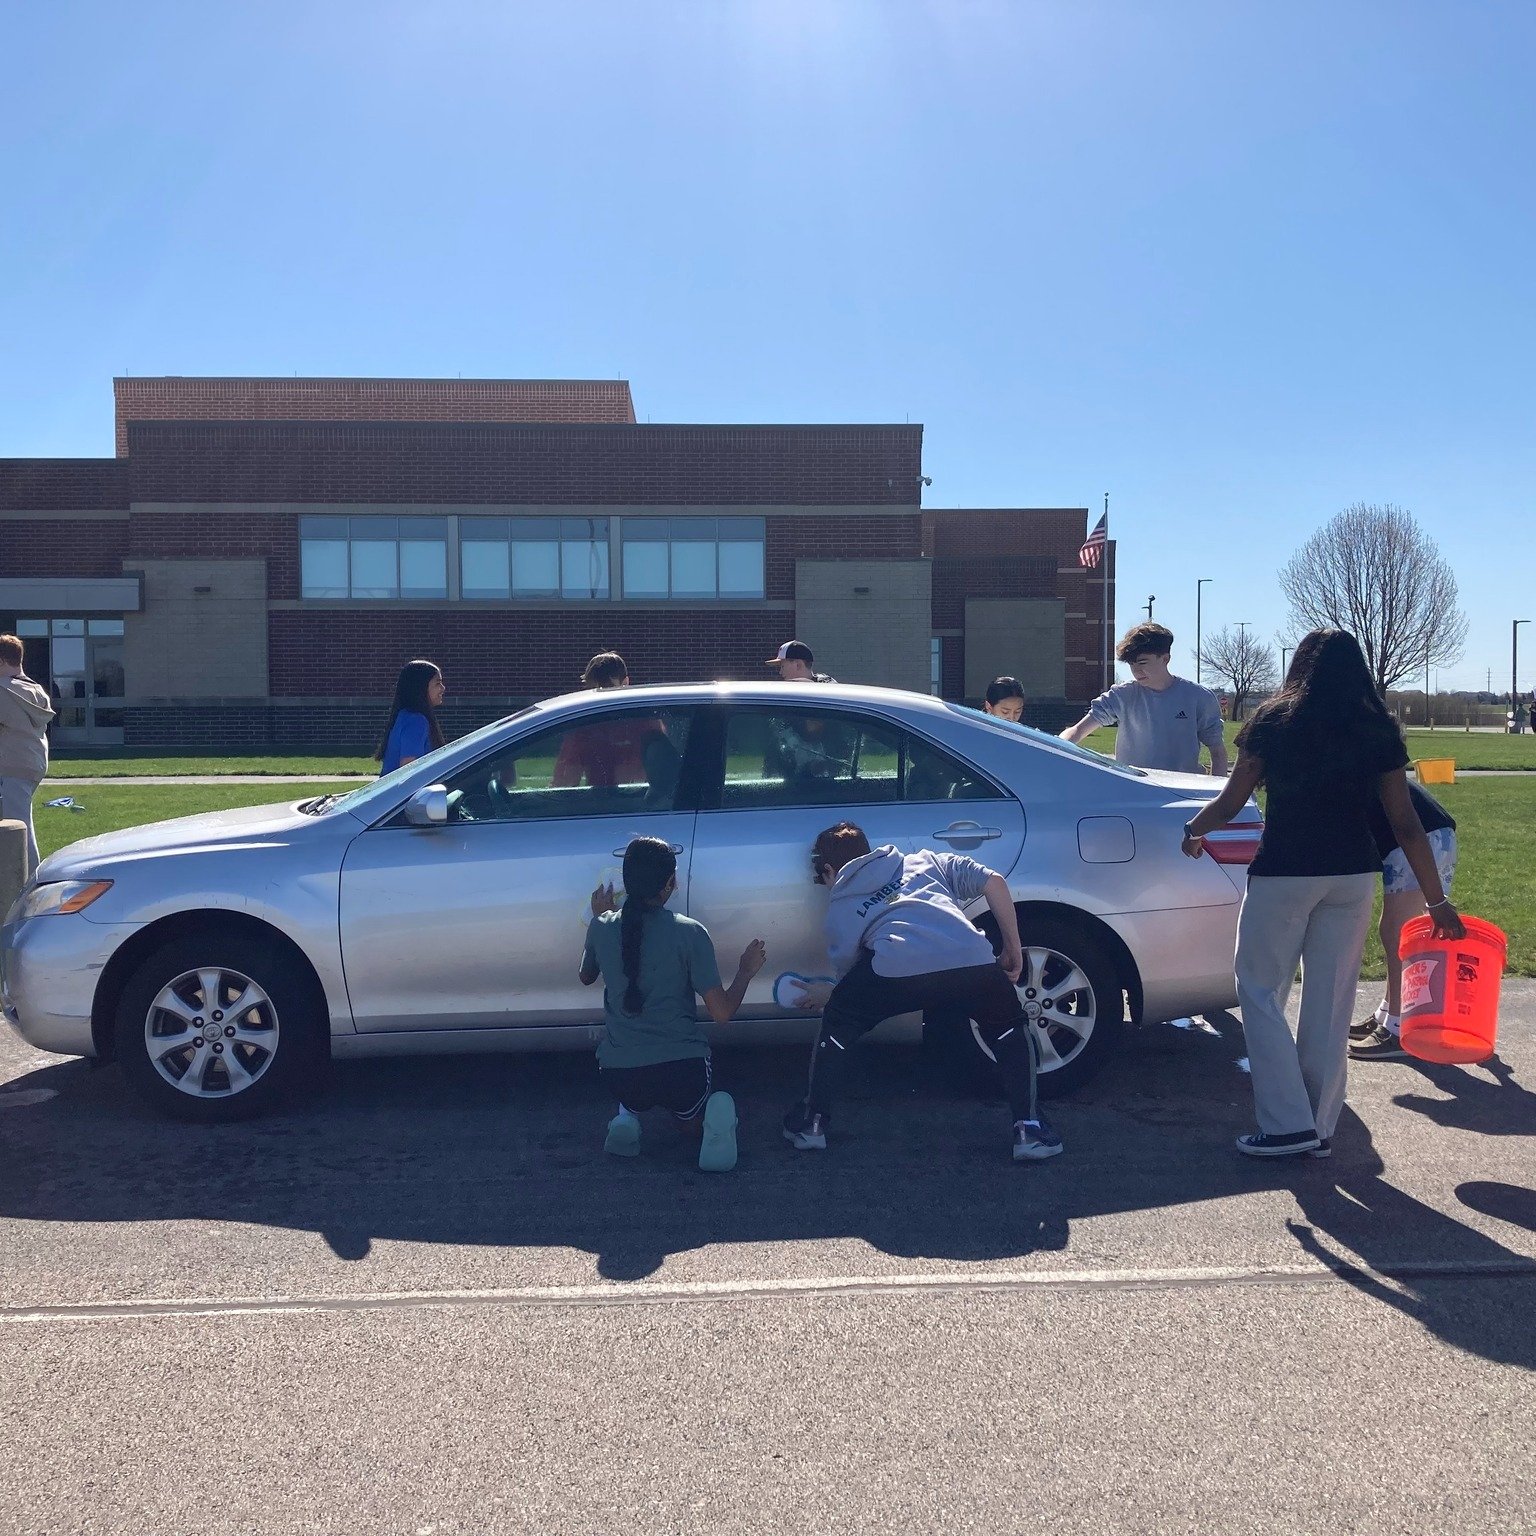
[1278,503,1468,692]
[1203,625,1278,720]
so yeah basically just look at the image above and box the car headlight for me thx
[13,880,114,920]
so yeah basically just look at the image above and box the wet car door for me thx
[339,704,701,1030]
[685,702,1025,1015]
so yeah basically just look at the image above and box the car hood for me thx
[35,798,332,879]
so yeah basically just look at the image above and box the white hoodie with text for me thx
[823,845,999,978]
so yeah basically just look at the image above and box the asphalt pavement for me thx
[2,986,1533,1534]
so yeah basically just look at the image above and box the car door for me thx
[686,703,1025,1016]
[339,704,700,1031]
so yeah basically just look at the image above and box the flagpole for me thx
[1101,492,1111,692]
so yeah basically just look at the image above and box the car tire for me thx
[115,925,327,1123]
[923,913,1124,1101]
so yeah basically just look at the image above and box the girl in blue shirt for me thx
[376,659,447,775]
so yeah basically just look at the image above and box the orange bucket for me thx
[1397,914,1507,1064]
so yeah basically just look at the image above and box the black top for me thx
[1242,713,1410,878]
[1367,782,1455,860]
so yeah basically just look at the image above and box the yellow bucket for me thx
[1416,758,1455,785]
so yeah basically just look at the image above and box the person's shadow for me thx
[1392,1053,1536,1137]
[1285,1105,1535,1371]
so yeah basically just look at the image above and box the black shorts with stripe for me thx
[600,1055,713,1119]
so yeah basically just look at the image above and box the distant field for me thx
[1092,723,1536,771]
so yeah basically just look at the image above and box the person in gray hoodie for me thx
[782,820,1063,1162]
[0,634,55,876]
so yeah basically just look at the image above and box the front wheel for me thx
[115,926,327,1122]
[925,914,1124,1099]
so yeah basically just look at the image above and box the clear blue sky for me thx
[5,1,1533,693]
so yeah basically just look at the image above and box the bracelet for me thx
[1428,899,1454,911]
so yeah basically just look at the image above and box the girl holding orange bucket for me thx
[1181,631,1465,1159]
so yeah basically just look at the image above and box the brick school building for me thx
[0,377,1115,748]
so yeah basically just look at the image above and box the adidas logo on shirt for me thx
[1175,710,1188,719]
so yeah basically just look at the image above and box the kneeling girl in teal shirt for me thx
[581,836,767,1172]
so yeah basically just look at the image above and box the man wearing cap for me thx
[765,641,836,683]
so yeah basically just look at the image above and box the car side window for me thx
[719,709,999,810]
[443,708,692,822]
[904,733,1000,803]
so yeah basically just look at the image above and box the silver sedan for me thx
[1,682,1260,1121]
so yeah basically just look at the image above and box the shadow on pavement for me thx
[1392,1053,1536,1136]
[2,1015,1532,1368]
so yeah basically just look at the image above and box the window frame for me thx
[299,515,450,601]
[696,704,1010,814]
[386,703,708,827]
[619,516,766,602]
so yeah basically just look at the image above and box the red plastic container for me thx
[1397,914,1507,1064]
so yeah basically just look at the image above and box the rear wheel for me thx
[925,913,1124,1099]
[115,926,327,1122]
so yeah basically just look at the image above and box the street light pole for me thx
[1516,619,1531,733]
[1195,578,1212,686]
[1281,645,1290,678]
[1143,594,1156,620]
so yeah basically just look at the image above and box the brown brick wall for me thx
[922,508,1089,561]
[931,555,1058,628]
[114,377,638,454]
[128,510,295,597]
[0,518,129,578]
[124,422,925,507]
[268,608,791,698]
[0,459,129,511]
[765,515,924,599]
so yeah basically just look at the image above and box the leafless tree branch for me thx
[1202,625,1280,720]
[1278,503,1467,691]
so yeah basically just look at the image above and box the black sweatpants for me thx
[807,953,1039,1123]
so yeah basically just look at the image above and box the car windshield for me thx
[323,708,537,817]
[948,704,1147,777]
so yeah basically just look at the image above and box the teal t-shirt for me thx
[583,907,723,1069]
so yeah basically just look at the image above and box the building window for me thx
[930,637,943,696]
[300,516,449,600]
[621,517,765,600]
[459,517,609,601]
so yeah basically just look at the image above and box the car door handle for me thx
[932,825,1003,842]
[613,844,686,857]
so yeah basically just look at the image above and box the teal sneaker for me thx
[698,1091,738,1173]
[604,1110,641,1158]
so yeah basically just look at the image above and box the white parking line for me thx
[2,1256,1531,1325]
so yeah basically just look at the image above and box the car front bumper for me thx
[1,915,140,1058]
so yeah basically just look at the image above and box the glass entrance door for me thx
[15,618,126,747]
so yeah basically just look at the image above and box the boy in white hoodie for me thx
[783,820,1063,1162]
[0,634,55,876]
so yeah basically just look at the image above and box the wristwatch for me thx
[1183,821,1200,841]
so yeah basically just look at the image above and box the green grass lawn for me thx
[35,782,361,861]
[1092,723,1536,771]
[47,752,375,778]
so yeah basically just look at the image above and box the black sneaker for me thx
[1349,1011,1385,1041]
[1236,1129,1322,1158]
[782,1101,828,1150]
[1349,1025,1410,1061]
[1013,1118,1064,1161]
[1308,1138,1332,1159]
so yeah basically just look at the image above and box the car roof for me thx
[534,679,958,717]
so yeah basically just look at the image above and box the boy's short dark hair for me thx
[812,821,871,878]
[582,652,629,689]
[0,634,23,667]
[1116,622,1174,663]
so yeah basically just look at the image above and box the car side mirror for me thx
[403,785,449,827]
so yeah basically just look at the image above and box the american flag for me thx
[1079,512,1108,569]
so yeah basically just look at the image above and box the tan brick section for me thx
[113,377,638,455]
